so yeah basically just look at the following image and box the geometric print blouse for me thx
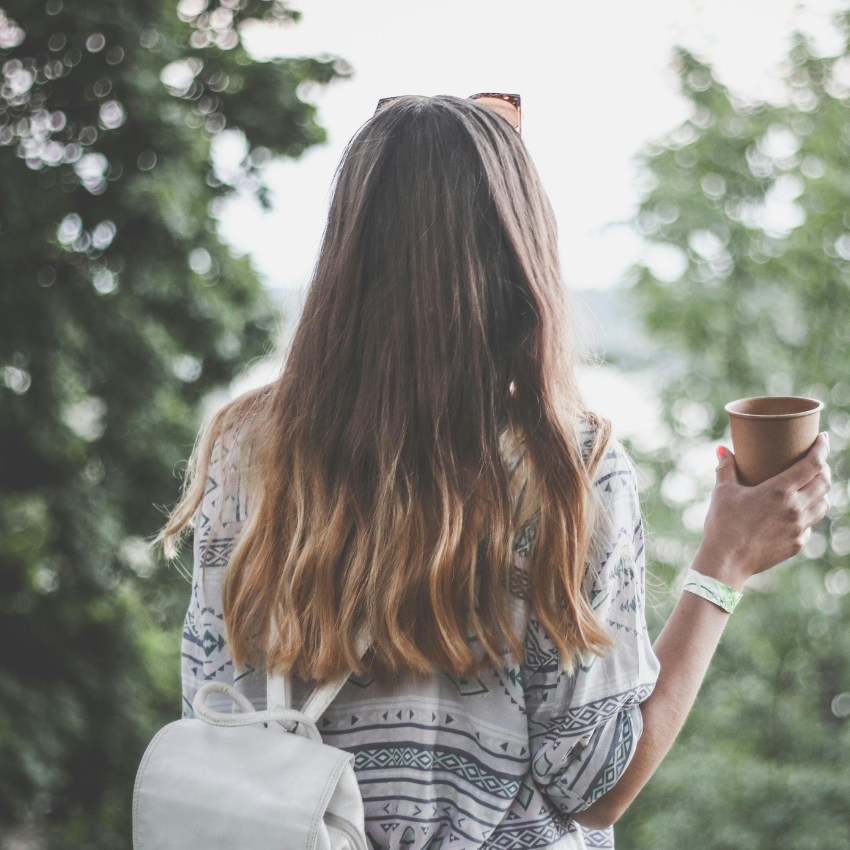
[181,425,660,850]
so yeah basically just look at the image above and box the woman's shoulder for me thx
[500,415,639,545]
[592,436,638,496]
[202,386,275,523]
[573,418,643,557]
[203,421,252,530]
[577,414,637,498]
[499,414,634,488]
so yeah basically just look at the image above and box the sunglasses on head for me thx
[375,92,522,134]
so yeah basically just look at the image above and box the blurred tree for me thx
[0,0,348,845]
[614,19,850,850]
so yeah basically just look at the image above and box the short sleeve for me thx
[180,436,263,717]
[521,438,660,814]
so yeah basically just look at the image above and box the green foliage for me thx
[616,20,850,849]
[0,0,347,844]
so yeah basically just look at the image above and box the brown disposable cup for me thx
[724,396,824,486]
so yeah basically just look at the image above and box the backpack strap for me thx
[266,629,370,726]
[265,616,292,712]
[266,670,291,712]
[194,681,322,742]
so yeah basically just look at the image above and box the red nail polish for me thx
[716,446,727,460]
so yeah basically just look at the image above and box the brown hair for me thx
[161,95,613,680]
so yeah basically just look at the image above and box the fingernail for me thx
[716,446,727,460]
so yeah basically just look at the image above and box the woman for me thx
[162,95,831,850]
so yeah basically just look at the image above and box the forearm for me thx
[572,549,732,829]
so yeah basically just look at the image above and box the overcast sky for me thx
[214,0,849,295]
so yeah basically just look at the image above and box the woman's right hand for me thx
[693,432,832,591]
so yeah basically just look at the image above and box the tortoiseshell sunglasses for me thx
[375,92,522,134]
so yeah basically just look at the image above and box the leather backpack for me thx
[133,661,368,850]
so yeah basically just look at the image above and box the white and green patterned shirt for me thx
[181,426,660,850]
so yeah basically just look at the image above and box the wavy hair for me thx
[162,95,613,680]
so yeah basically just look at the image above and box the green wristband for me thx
[682,569,742,614]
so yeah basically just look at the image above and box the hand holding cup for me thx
[695,433,831,591]
[695,394,830,592]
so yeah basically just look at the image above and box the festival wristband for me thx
[682,569,742,614]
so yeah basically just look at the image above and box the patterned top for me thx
[181,426,660,850]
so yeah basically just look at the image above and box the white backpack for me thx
[133,664,367,850]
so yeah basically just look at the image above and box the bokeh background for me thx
[2,0,850,847]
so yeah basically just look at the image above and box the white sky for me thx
[217,0,849,293]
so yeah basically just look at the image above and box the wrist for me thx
[682,568,742,614]
[691,544,747,593]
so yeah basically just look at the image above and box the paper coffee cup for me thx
[724,396,823,486]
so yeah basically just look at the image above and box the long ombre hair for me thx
[162,95,613,680]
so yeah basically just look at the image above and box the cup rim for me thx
[724,395,824,420]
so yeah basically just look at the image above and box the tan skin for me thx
[572,432,832,831]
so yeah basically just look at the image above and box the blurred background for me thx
[2,0,850,847]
